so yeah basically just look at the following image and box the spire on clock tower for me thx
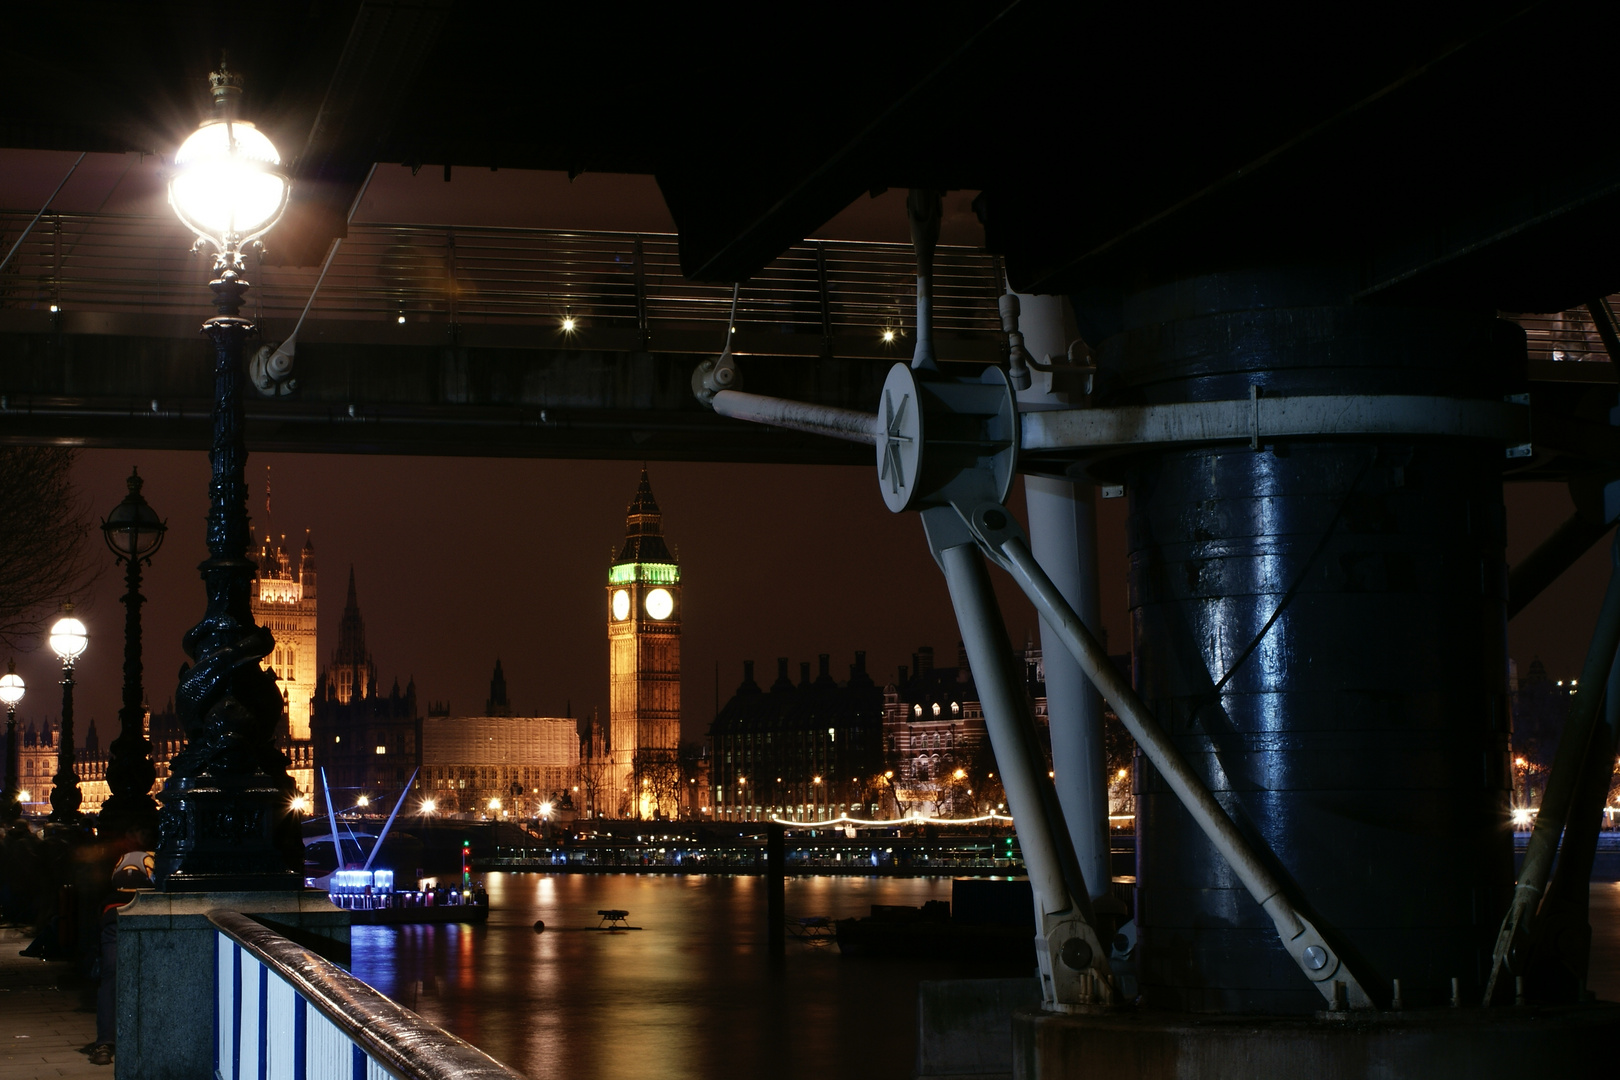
[617,466,674,564]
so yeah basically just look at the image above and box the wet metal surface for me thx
[350,873,1021,1080]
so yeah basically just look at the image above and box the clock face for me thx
[611,589,630,621]
[645,587,674,620]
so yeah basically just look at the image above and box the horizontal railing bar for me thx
[209,910,525,1080]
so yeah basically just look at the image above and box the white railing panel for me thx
[217,935,235,1080]
[266,977,297,1080]
[308,1006,352,1080]
[238,948,263,1080]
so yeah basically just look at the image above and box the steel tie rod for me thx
[962,505,1375,1009]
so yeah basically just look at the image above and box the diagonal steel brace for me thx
[949,497,1377,1011]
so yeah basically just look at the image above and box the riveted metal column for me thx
[1105,274,1520,1014]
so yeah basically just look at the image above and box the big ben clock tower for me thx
[606,468,681,818]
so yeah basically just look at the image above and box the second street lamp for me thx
[98,467,167,844]
[155,61,299,890]
[46,604,88,827]
[1,662,23,821]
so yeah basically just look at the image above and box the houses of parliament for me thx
[15,469,682,822]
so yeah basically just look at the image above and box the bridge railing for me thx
[0,210,1002,350]
[209,909,523,1080]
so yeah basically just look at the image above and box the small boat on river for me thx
[306,767,490,926]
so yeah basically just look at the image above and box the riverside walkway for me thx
[0,928,100,1080]
[1,888,1619,1079]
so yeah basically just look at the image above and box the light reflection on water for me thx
[351,872,1022,1080]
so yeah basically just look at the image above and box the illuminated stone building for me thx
[422,664,579,819]
[252,514,319,739]
[309,569,421,802]
[709,653,885,822]
[14,717,108,815]
[880,643,1135,817]
[604,469,682,818]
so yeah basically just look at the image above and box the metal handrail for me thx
[0,210,1002,344]
[208,909,524,1080]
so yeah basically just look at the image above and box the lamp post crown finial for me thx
[209,60,242,106]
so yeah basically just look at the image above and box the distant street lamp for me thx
[0,662,23,820]
[46,604,88,826]
[155,62,298,889]
[97,468,166,843]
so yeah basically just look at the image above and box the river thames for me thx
[351,873,1029,1080]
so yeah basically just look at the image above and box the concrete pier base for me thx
[1012,1003,1620,1080]
[916,978,1041,1080]
[115,890,347,1080]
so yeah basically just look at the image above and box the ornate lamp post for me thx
[46,605,88,826]
[97,468,167,843]
[155,62,299,890]
[0,662,23,821]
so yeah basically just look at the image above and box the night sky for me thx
[0,452,1595,750]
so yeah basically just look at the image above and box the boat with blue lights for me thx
[306,767,490,925]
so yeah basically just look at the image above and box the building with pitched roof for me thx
[709,653,885,822]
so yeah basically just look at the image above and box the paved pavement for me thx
[0,928,103,1080]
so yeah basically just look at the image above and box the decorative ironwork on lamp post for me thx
[155,61,299,889]
[97,468,166,843]
[0,662,23,821]
[46,604,87,826]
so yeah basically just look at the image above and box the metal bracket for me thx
[248,343,297,397]
[691,345,742,407]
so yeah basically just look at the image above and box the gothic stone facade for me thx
[309,568,421,801]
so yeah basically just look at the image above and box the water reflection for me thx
[351,873,1025,1080]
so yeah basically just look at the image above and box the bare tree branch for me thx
[0,448,99,651]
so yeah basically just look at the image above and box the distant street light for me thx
[46,603,87,827]
[420,798,437,815]
[0,661,23,820]
[155,61,298,889]
[356,795,370,808]
[97,468,166,843]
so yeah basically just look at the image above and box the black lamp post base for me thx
[155,773,302,891]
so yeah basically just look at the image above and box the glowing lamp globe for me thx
[0,669,23,707]
[169,119,288,254]
[49,609,88,664]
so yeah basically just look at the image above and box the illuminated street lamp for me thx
[97,468,166,842]
[46,604,88,826]
[1,662,23,820]
[155,62,298,889]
